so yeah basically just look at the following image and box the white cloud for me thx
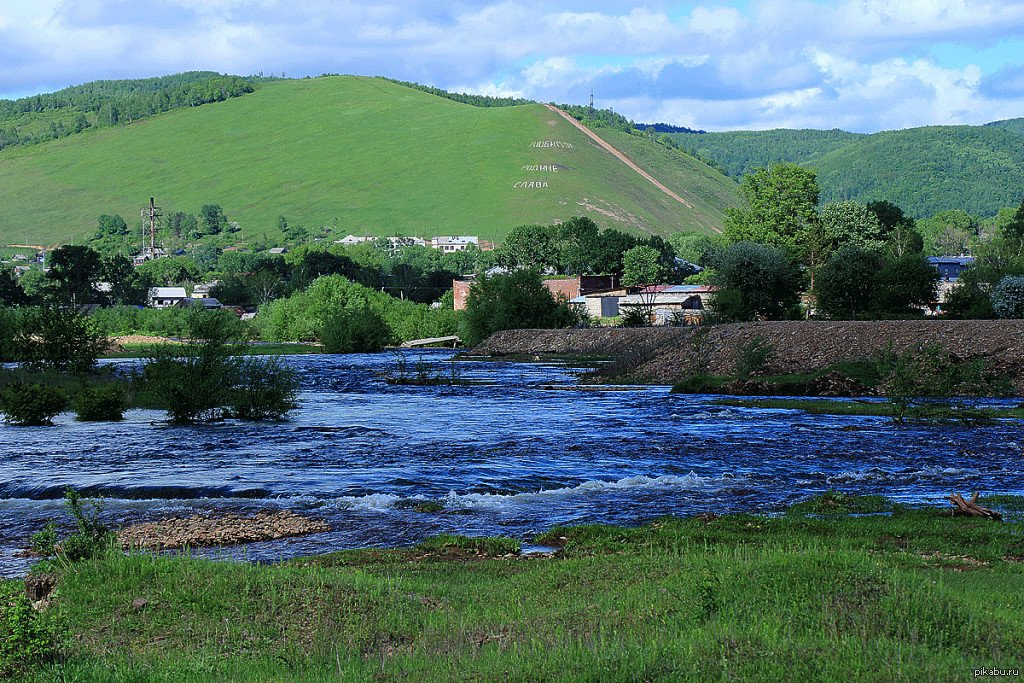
[2,0,1023,132]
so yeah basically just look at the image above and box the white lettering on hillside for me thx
[513,181,549,189]
[521,165,560,172]
[529,141,573,148]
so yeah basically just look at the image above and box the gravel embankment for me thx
[471,321,1024,390]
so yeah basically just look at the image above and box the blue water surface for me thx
[2,349,1022,577]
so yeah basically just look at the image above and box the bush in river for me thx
[229,356,300,420]
[15,306,106,374]
[73,383,128,421]
[0,382,67,425]
[136,308,299,423]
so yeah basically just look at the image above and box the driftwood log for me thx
[947,492,1003,521]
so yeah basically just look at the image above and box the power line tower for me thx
[140,197,162,260]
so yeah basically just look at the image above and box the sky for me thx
[1,0,1023,133]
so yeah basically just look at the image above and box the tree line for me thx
[0,73,257,151]
[701,163,1024,321]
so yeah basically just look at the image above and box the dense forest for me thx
[0,72,262,151]
[668,121,1024,218]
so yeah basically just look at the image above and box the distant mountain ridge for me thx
[668,119,1024,218]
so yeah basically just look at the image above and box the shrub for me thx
[617,307,649,328]
[15,306,106,373]
[1,583,57,677]
[230,356,300,420]
[0,307,20,363]
[735,334,777,377]
[137,308,300,423]
[73,383,128,421]
[136,308,243,424]
[57,487,114,562]
[876,342,1010,422]
[991,275,1024,319]
[320,304,392,353]
[0,383,67,426]
[462,269,578,346]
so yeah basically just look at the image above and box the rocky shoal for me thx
[117,510,331,550]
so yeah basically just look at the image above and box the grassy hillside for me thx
[0,77,737,246]
[669,123,1024,218]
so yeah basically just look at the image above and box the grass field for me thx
[0,77,738,246]
[5,495,1022,680]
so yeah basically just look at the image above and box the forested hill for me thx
[0,72,262,151]
[668,121,1024,218]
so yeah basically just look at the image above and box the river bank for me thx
[470,320,1024,391]
[5,495,1022,681]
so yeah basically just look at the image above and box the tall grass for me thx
[8,496,1023,680]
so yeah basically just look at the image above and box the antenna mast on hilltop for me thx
[141,197,162,259]
[589,89,594,117]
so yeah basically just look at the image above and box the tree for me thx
[45,245,105,306]
[320,303,392,353]
[707,242,801,321]
[16,307,106,373]
[0,267,27,307]
[135,256,204,287]
[103,254,147,306]
[136,308,244,424]
[166,211,199,239]
[999,196,1024,258]
[867,200,923,258]
[496,224,559,271]
[724,164,820,262]
[917,209,978,256]
[199,204,227,236]
[621,245,665,325]
[872,254,940,316]
[813,246,882,319]
[556,216,600,276]
[819,201,886,254]
[462,270,578,346]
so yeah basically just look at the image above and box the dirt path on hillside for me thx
[545,104,722,232]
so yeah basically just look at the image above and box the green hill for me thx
[669,123,1024,218]
[0,76,738,246]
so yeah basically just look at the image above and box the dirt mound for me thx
[472,320,1024,391]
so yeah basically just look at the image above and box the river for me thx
[2,349,1022,577]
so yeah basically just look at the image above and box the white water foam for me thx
[319,473,744,513]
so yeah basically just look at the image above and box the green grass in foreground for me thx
[5,495,1024,680]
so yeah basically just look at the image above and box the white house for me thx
[431,236,478,252]
[148,286,188,308]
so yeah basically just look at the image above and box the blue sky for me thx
[1,0,1022,132]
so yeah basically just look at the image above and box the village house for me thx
[927,256,975,311]
[452,274,619,311]
[617,284,717,324]
[431,236,478,252]
[147,286,188,308]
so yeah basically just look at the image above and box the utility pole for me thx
[140,197,162,259]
